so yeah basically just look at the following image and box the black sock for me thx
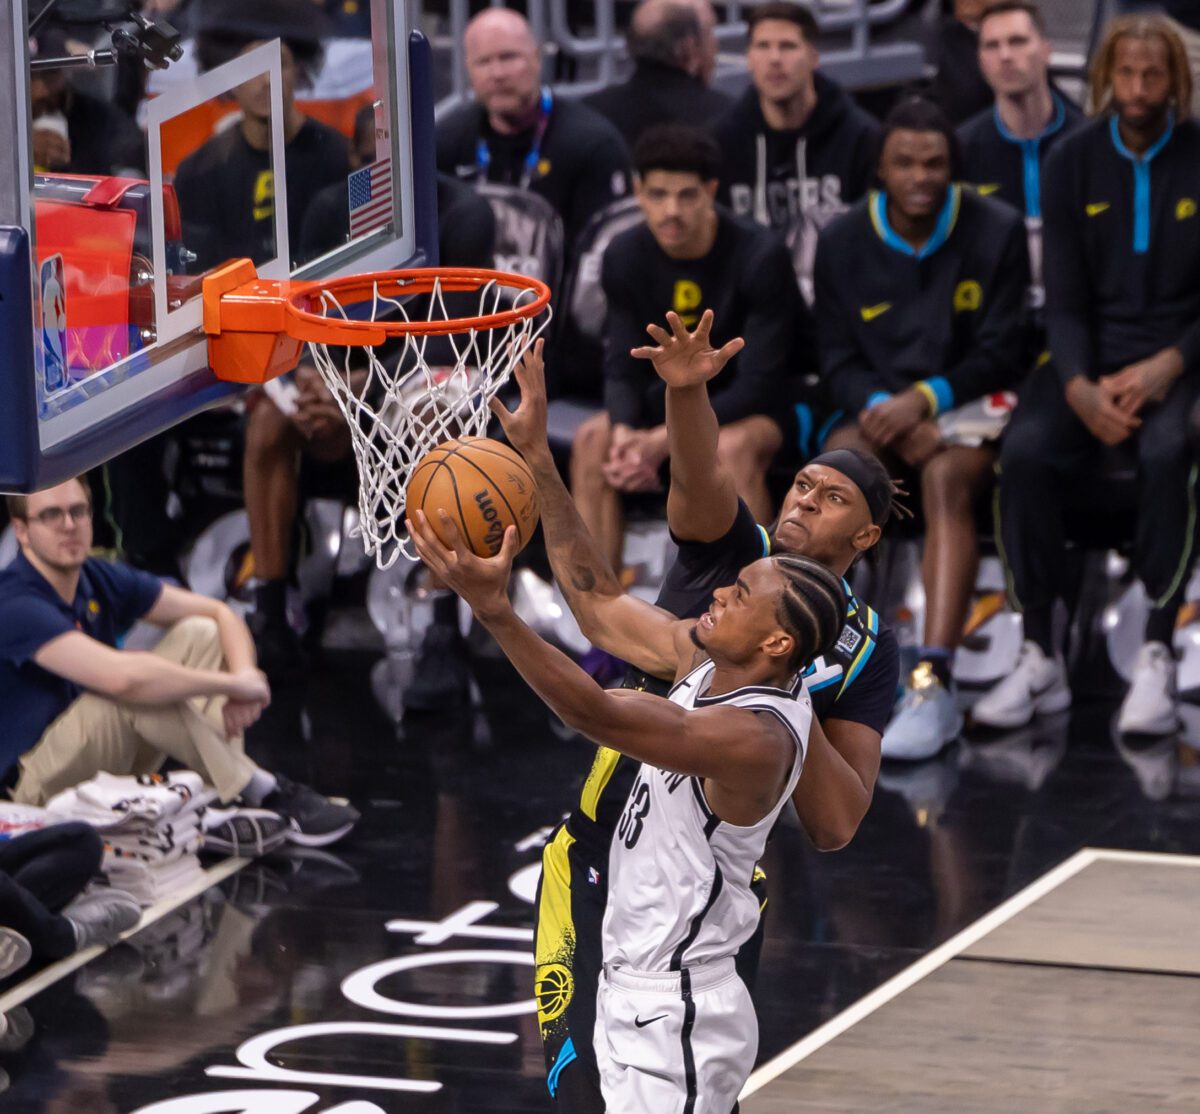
[918,647,953,688]
[431,591,458,627]
[1145,605,1178,649]
[255,578,287,624]
[1023,606,1054,657]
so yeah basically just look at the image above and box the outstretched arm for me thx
[491,342,682,679]
[632,310,746,543]
[406,510,784,789]
[791,717,877,850]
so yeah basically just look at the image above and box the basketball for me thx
[405,436,540,557]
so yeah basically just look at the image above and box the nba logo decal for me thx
[588,867,601,885]
[40,254,68,393]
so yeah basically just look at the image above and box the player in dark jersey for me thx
[491,331,901,1111]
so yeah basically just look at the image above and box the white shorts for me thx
[594,957,757,1114]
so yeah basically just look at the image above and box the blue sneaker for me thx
[881,663,963,761]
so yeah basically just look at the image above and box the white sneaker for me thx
[1118,642,1180,736]
[0,929,31,981]
[881,664,963,761]
[972,640,1071,729]
[63,889,143,950]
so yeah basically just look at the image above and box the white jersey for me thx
[600,659,811,973]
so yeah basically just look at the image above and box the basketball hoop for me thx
[202,260,552,569]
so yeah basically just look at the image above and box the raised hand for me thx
[630,309,745,389]
[490,338,550,463]
[406,509,519,619]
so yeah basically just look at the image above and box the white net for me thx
[306,275,551,569]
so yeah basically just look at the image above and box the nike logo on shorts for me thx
[635,1014,667,1028]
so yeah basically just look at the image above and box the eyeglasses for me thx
[27,503,92,528]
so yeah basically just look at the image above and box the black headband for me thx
[806,449,894,525]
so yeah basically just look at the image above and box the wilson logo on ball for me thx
[475,489,506,554]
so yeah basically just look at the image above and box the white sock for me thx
[241,768,279,806]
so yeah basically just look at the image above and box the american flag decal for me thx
[347,158,393,238]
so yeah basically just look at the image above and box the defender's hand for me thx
[490,339,550,464]
[631,309,745,389]
[406,509,518,619]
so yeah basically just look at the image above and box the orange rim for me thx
[286,266,552,342]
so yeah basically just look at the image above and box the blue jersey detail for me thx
[870,186,961,259]
[1109,113,1174,255]
[547,1037,577,1095]
[992,92,1067,219]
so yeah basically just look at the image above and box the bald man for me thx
[584,0,733,148]
[437,9,631,247]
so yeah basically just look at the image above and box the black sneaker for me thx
[264,775,360,848]
[404,621,471,712]
[204,807,292,857]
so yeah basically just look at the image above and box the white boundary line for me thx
[0,856,248,1015]
[1087,847,1200,868]
[742,845,1200,1100]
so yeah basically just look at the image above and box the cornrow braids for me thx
[772,555,849,673]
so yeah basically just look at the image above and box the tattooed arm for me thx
[491,342,694,681]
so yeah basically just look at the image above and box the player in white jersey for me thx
[407,491,847,1113]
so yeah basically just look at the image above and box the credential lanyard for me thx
[475,86,553,190]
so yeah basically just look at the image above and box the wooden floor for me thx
[743,851,1200,1113]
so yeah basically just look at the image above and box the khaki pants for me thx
[14,616,260,806]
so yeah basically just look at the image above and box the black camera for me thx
[30,1,184,74]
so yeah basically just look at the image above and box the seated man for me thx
[436,8,631,251]
[957,0,1083,295]
[712,1,878,232]
[814,96,1030,759]
[976,16,1200,736]
[175,0,351,272]
[0,478,358,847]
[29,27,144,177]
[583,0,731,149]
[574,124,807,571]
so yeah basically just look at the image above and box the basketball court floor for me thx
[0,645,1197,1112]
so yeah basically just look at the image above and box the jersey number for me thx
[617,781,651,850]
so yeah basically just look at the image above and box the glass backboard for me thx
[0,0,437,491]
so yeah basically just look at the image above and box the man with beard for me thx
[814,96,1030,760]
[976,16,1200,737]
[712,1,878,232]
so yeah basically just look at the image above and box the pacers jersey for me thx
[601,659,810,973]
[566,577,884,885]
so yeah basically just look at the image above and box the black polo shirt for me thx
[0,552,162,779]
